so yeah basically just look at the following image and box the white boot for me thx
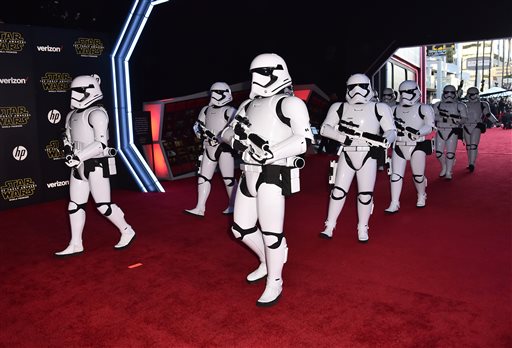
[357,224,369,243]
[319,220,335,239]
[256,278,283,307]
[56,208,85,257]
[222,206,234,215]
[55,243,84,256]
[384,200,400,214]
[439,158,446,177]
[239,231,266,283]
[445,157,455,180]
[115,226,136,249]
[223,179,237,215]
[185,180,210,217]
[256,241,287,307]
[416,193,427,208]
[246,262,267,283]
[184,207,205,217]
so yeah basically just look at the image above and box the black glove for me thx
[232,139,248,152]
[234,123,248,139]
[204,129,216,140]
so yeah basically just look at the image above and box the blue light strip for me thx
[111,0,168,192]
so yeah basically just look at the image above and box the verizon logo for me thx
[0,77,28,84]
[36,45,62,53]
[46,180,69,188]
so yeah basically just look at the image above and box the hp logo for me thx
[13,145,28,161]
[47,109,61,124]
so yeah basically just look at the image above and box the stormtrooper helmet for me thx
[70,74,103,110]
[249,53,292,99]
[441,85,457,102]
[209,82,233,106]
[466,86,480,103]
[345,73,374,104]
[398,80,421,106]
[371,89,379,102]
[381,87,397,104]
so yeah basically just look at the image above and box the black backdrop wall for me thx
[0,23,112,210]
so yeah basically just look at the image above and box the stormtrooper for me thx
[55,74,135,256]
[319,73,396,242]
[221,53,313,307]
[377,87,398,171]
[384,80,435,213]
[184,82,237,217]
[381,87,398,107]
[462,87,497,172]
[432,85,468,180]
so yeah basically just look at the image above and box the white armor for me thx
[432,85,468,180]
[384,80,435,213]
[221,53,313,307]
[462,87,496,172]
[55,74,135,256]
[185,82,237,217]
[319,73,397,242]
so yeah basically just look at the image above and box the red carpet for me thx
[1,128,511,347]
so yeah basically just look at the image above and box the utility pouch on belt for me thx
[84,157,117,178]
[416,139,434,155]
[280,166,300,196]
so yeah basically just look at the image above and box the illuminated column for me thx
[110,0,169,192]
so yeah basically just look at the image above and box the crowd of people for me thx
[485,95,512,128]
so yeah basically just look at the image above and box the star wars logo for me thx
[40,72,72,93]
[0,106,31,128]
[0,31,26,54]
[73,38,104,57]
[1,178,37,202]
[45,140,64,160]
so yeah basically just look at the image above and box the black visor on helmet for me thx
[400,89,417,94]
[347,83,369,91]
[71,84,95,94]
[250,64,284,76]
[443,91,456,96]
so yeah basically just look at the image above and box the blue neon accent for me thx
[111,0,168,192]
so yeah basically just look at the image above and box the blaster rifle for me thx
[438,107,462,124]
[338,119,389,148]
[198,122,219,146]
[103,147,117,157]
[233,115,273,162]
[61,130,74,161]
[395,117,420,139]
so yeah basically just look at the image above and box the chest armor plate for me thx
[395,104,425,141]
[205,106,230,134]
[69,109,95,147]
[245,96,292,146]
[465,102,482,123]
[436,102,462,128]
